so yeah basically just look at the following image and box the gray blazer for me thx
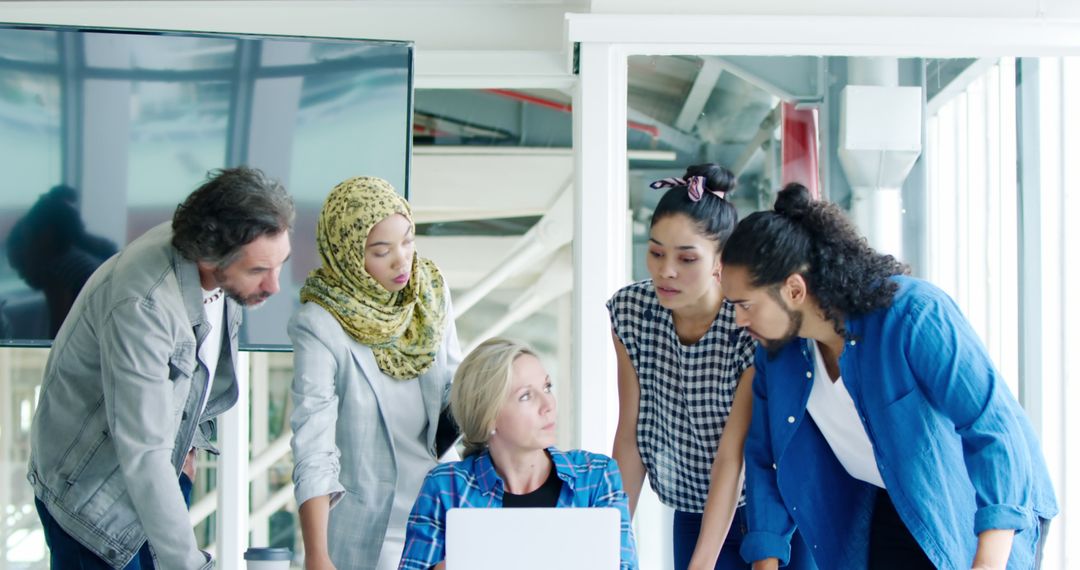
[27,222,239,569]
[288,295,461,569]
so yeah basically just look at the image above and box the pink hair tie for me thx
[648,175,726,202]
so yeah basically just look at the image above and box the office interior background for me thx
[0,1,1078,568]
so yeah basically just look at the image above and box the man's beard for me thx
[225,287,271,308]
[760,286,803,358]
[214,268,271,308]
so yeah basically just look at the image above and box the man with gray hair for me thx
[28,167,295,569]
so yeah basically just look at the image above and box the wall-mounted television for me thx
[0,23,413,350]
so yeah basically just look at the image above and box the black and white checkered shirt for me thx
[607,279,756,512]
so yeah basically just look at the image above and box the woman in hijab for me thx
[289,177,462,570]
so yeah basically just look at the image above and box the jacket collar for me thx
[174,246,243,334]
[173,246,208,331]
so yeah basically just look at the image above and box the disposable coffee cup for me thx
[243,547,292,570]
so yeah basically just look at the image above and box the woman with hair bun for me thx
[608,165,814,570]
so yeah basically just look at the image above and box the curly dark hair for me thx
[171,166,295,266]
[651,163,739,250]
[721,182,908,335]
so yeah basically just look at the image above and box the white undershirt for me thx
[374,375,433,570]
[197,287,225,419]
[805,343,886,488]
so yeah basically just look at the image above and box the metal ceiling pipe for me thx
[484,88,660,139]
[847,57,899,87]
[731,104,781,177]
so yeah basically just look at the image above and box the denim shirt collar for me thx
[474,447,578,497]
[793,314,866,361]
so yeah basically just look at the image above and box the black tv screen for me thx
[0,24,413,350]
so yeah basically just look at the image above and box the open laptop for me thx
[445,507,621,570]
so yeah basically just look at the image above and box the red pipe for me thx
[484,88,660,140]
[487,88,571,113]
[626,120,660,139]
[413,123,451,137]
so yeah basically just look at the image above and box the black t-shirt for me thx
[502,466,562,508]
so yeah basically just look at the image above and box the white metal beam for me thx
[216,352,249,569]
[573,42,628,454]
[705,55,825,103]
[410,149,572,224]
[190,434,292,527]
[249,353,269,546]
[555,295,574,451]
[1016,57,1065,569]
[674,57,724,131]
[415,236,534,291]
[0,350,9,570]
[588,0,1060,16]
[0,2,573,52]
[454,180,573,316]
[927,58,999,115]
[250,486,295,526]
[566,14,1080,57]
[464,246,572,353]
[731,104,781,176]
[626,107,703,155]
[415,51,574,90]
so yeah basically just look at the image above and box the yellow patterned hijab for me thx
[300,177,448,380]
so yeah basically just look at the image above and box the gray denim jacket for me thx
[27,222,241,570]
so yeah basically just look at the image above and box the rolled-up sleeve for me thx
[740,350,797,566]
[902,290,1036,534]
[288,308,346,507]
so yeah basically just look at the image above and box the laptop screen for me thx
[445,507,621,570]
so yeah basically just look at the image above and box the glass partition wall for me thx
[565,17,1080,568]
[621,54,1046,568]
[0,85,584,568]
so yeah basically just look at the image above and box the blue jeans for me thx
[36,473,193,569]
[868,490,934,569]
[673,507,749,570]
[673,507,817,570]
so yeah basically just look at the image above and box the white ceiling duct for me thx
[838,58,922,190]
[837,58,922,258]
[838,85,922,189]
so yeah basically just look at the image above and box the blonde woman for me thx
[398,338,638,570]
[289,177,461,570]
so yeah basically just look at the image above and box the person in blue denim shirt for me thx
[399,338,638,570]
[718,183,1057,570]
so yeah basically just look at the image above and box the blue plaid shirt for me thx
[398,447,638,569]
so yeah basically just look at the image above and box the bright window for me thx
[926,58,1019,397]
